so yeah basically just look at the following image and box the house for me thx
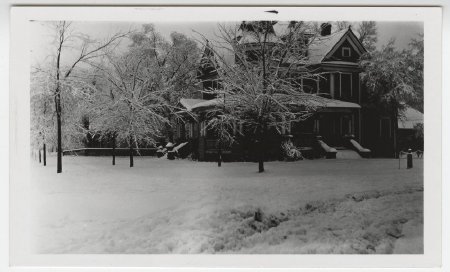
[397,106,424,153]
[173,22,423,161]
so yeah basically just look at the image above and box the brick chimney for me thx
[320,23,332,36]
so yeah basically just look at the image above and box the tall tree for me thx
[360,38,423,157]
[129,25,200,142]
[30,68,56,166]
[204,21,325,172]
[44,21,128,173]
[357,21,378,52]
[88,47,175,167]
[403,34,424,112]
[336,21,351,31]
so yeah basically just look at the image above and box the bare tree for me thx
[203,21,325,172]
[129,24,201,142]
[357,21,378,53]
[335,21,351,31]
[45,21,128,173]
[31,68,55,166]
[360,38,423,157]
[88,49,178,167]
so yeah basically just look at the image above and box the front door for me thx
[319,114,342,146]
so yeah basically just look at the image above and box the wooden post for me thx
[217,139,222,167]
[43,143,47,166]
[112,134,116,166]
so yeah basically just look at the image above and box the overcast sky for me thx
[30,21,423,66]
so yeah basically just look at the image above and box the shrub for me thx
[281,141,303,161]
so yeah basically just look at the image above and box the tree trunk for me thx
[258,145,265,173]
[55,89,62,173]
[43,143,47,166]
[217,138,222,167]
[38,149,41,163]
[393,108,399,158]
[258,127,266,173]
[112,134,116,166]
[129,135,134,167]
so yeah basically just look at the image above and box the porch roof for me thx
[191,98,223,110]
[179,98,208,111]
[398,107,423,129]
[318,98,361,109]
[179,97,360,112]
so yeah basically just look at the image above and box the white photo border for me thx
[9,6,442,269]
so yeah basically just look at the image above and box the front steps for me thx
[314,135,371,160]
[335,148,362,159]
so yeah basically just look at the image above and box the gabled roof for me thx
[398,107,423,129]
[308,28,366,64]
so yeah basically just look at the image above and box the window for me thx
[340,73,352,98]
[342,47,351,57]
[175,122,181,139]
[183,123,190,139]
[281,117,292,135]
[193,122,198,137]
[303,78,317,93]
[186,123,194,138]
[343,116,353,135]
[379,118,391,138]
[313,119,320,134]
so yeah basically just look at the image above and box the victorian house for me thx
[173,22,422,161]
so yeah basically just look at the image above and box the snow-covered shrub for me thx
[281,141,303,161]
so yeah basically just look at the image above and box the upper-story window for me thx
[342,47,351,57]
[330,72,353,99]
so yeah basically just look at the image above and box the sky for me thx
[30,21,423,66]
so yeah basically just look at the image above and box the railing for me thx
[63,147,157,156]
[348,138,371,158]
[316,138,337,159]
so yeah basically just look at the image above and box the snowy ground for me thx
[30,155,423,254]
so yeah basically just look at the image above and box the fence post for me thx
[407,148,413,169]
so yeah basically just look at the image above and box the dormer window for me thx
[342,47,351,57]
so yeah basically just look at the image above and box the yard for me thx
[30,156,423,254]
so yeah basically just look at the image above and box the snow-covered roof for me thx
[191,98,223,111]
[309,97,360,109]
[179,98,208,111]
[398,107,423,129]
[180,96,360,113]
[308,29,348,64]
[323,98,361,109]
[178,98,224,112]
[321,61,360,67]
[307,28,365,64]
